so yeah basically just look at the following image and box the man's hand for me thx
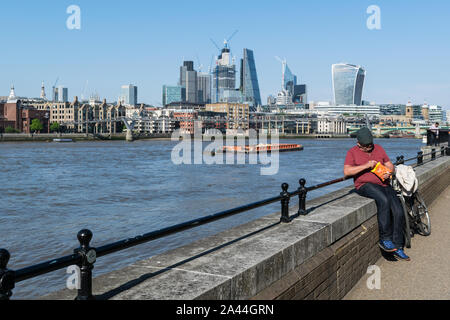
[383,172,392,181]
[367,160,378,169]
[344,160,378,178]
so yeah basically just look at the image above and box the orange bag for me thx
[371,162,392,182]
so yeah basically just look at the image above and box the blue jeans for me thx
[357,183,405,248]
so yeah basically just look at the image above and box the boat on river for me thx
[220,144,303,154]
[53,138,73,143]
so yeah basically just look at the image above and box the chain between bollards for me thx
[297,179,308,216]
[75,229,96,301]
[0,249,15,301]
[280,183,292,223]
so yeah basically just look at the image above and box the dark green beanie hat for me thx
[357,127,373,145]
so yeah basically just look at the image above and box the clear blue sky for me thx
[1,0,449,109]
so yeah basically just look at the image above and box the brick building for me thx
[0,101,49,133]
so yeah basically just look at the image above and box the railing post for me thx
[297,179,308,216]
[280,183,292,223]
[75,230,96,300]
[432,148,436,160]
[417,151,423,166]
[0,249,15,301]
[396,156,405,165]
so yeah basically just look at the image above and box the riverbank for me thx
[0,133,171,142]
[0,133,421,142]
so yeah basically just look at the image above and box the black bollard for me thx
[396,156,405,165]
[0,249,15,300]
[297,179,308,216]
[432,149,436,160]
[280,183,292,223]
[417,151,423,166]
[75,230,96,300]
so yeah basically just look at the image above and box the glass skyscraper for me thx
[121,84,138,106]
[283,64,297,96]
[240,48,261,110]
[179,61,198,103]
[162,85,186,106]
[332,64,366,106]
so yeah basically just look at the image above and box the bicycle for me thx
[391,171,431,249]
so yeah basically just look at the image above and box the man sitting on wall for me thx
[344,127,410,261]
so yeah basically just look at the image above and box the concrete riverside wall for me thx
[41,156,450,300]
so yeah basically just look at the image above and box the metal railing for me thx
[1,145,449,300]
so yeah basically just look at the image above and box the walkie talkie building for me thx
[332,63,366,106]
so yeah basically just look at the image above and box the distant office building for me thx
[57,86,69,103]
[180,61,198,103]
[197,73,211,104]
[219,89,243,104]
[240,48,261,110]
[332,63,366,106]
[379,104,406,115]
[293,85,307,105]
[428,105,444,123]
[162,85,186,106]
[276,58,297,96]
[314,104,380,117]
[212,45,236,103]
[120,84,138,106]
[283,63,297,96]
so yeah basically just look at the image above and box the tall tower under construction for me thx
[212,43,236,103]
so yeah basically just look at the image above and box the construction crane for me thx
[81,80,89,102]
[223,30,239,49]
[196,54,204,73]
[210,38,221,53]
[52,77,59,101]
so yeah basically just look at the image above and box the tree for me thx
[50,122,60,133]
[30,119,44,133]
[5,126,19,133]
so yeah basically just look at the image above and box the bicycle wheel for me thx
[398,195,412,249]
[414,192,431,236]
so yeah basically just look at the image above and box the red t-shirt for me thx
[344,144,391,190]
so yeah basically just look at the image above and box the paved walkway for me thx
[344,186,450,300]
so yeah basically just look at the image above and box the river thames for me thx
[0,138,423,299]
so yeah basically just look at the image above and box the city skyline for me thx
[1,0,449,109]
